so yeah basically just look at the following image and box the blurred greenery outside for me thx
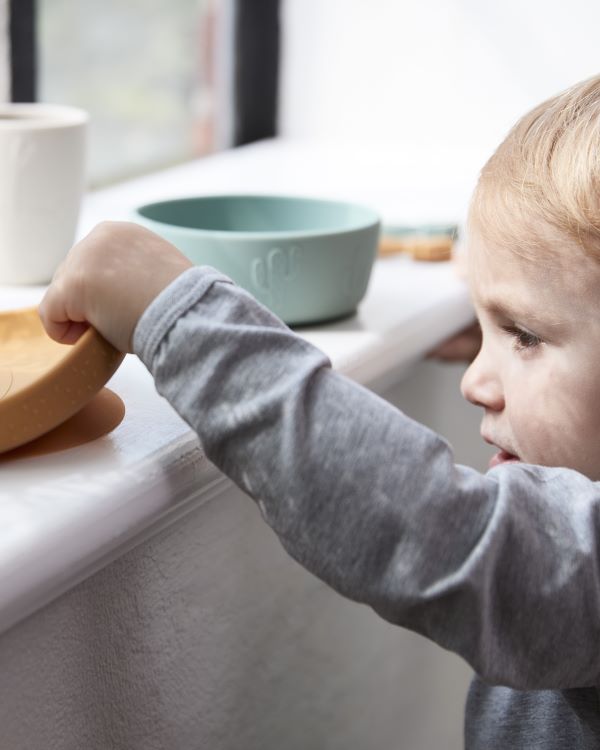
[39,0,217,188]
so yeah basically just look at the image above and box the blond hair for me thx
[469,74,600,259]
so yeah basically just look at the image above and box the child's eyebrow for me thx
[474,296,568,329]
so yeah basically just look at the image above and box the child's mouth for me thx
[489,450,521,468]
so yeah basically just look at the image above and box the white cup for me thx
[0,103,88,285]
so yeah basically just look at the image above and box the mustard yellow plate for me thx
[0,306,124,454]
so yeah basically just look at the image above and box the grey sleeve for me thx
[132,266,600,691]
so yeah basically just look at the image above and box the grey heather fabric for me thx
[132,266,600,749]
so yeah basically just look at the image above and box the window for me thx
[38,0,233,187]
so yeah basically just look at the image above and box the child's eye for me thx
[502,325,542,352]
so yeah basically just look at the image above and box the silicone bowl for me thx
[0,307,125,453]
[133,194,381,325]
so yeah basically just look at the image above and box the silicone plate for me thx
[0,306,125,454]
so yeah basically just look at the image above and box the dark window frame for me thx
[233,0,280,146]
[9,0,37,102]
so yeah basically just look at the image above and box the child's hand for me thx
[426,321,481,363]
[38,221,194,353]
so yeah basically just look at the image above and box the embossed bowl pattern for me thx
[133,194,380,325]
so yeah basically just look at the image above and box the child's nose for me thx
[460,350,505,411]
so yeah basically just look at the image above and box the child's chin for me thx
[489,450,521,469]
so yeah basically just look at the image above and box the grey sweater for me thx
[132,266,600,749]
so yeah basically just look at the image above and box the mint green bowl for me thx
[133,194,380,325]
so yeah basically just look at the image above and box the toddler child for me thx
[38,74,600,748]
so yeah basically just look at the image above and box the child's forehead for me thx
[465,216,585,277]
[466,231,600,325]
[469,165,600,272]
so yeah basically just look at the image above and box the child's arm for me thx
[39,222,600,692]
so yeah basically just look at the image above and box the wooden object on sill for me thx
[378,224,457,262]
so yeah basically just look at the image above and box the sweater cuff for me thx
[132,265,234,367]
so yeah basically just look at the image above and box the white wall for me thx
[280,0,600,158]
[0,0,9,103]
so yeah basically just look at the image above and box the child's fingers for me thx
[426,322,482,362]
[53,320,91,345]
[37,278,89,346]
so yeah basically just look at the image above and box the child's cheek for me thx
[507,384,567,468]
[517,385,600,475]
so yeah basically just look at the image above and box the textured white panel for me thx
[0,481,472,750]
[0,0,8,103]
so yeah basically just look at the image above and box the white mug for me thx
[0,103,88,285]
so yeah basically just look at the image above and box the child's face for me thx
[461,229,600,479]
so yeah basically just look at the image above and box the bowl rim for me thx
[133,193,381,240]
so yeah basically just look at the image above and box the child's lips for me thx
[481,433,521,468]
[489,450,521,469]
